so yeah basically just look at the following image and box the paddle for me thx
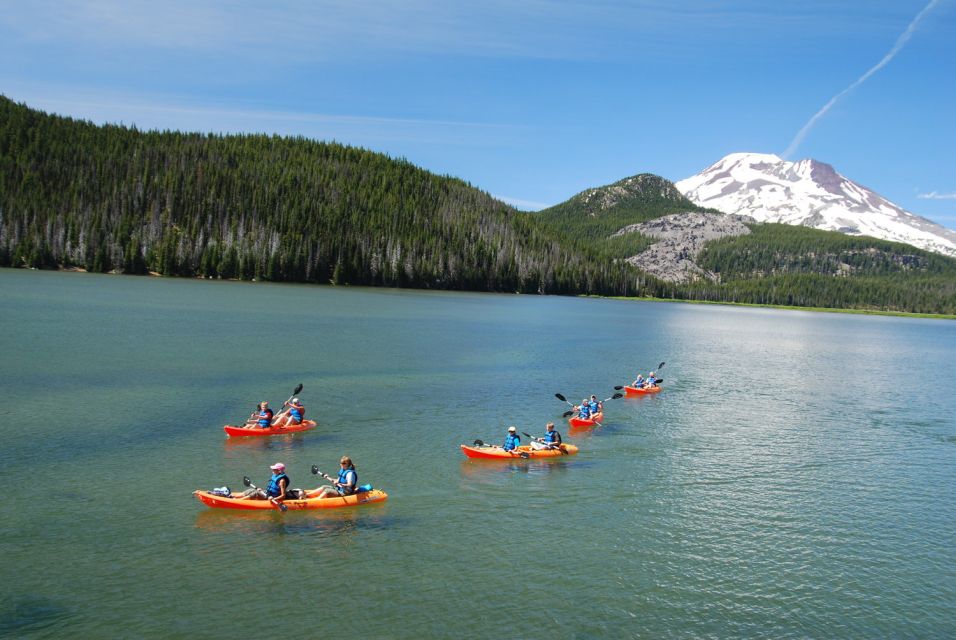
[522,431,567,454]
[272,383,305,427]
[468,439,529,458]
[554,393,575,408]
[242,476,288,511]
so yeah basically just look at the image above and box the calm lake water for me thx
[1,269,954,638]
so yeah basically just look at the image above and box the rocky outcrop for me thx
[613,212,754,283]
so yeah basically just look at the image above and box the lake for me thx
[1,269,954,638]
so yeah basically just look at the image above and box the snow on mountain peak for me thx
[676,153,956,258]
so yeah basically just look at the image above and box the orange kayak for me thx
[623,385,662,395]
[459,444,579,459]
[223,420,317,437]
[568,412,603,428]
[193,487,387,510]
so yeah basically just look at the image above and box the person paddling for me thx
[632,373,646,388]
[274,397,305,428]
[575,399,592,420]
[531,422,562,450]
[244,401,274,429]
[239,462,291,503]
[503,426,521,452]
[645,371,658,388]
[315,456,358,499]
[589,395,602,414]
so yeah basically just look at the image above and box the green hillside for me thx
[2,96,954,314]
[0,96,631,295]
[535,173,711,259]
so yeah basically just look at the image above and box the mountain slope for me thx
[0,95,631,295]
[676,152,956,258]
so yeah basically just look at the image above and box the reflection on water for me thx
[193,503,394,539]
[0,596,73,636]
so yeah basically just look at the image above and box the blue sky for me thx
[2,0,954,228]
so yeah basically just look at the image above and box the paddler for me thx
[238,462,291,503]
[274,397,305,427]
[502,426,521,451]
[632,373,646,388]
[315,456,358,498]
[645,371,657,388]
[531,422,562,450]
[589,395,602,414]
[576,399,591,420]
[243,401,274,429]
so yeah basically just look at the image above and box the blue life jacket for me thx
[266,473,289,498]
[589,401,599,413]
[337,467,357,495]
[503,433,520,451]
[290,406,303,421]
[544,430,561,444]
[647,376,656,386]
[578,406,591,419]
[257,408,273,428]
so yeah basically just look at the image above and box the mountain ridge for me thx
[676,152,956,258]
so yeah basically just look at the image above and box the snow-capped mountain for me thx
[676,153,956,258]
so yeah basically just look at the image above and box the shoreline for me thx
[7,266,955,320]
[602,295,956,320]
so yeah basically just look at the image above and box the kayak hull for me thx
[223,420,317,437]
[193,487,387,510]
[568,412,603,428]
[623,385,662,395]
[459,444,579,459]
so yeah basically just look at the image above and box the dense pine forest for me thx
[2,96,955,314]
[0,96,633,295]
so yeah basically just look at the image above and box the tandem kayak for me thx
[459,444,579,459]
[568,411,603,428]
[623,385,662,395]
[223,420,317,437]
[193,487,387,510]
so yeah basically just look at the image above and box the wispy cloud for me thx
[918,191,956,200]
[12,88,523,148]
[782,0,943,159]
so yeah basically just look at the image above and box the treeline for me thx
[0,96,640,295]
[690,224,956,313]
[2,96,954,313]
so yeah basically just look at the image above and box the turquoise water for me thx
[1,269,954,638]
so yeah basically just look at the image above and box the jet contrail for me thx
[783,0,943,159]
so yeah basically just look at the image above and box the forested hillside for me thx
[536,174,712,261]
[0,96,632,294]
[2,96,954,314]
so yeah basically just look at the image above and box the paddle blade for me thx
[554,393,567,403]
[293,383,303,395]
[473,439,485,447]
[518,452,530,459]
[311,465,319,475]
[658,362,665,370]
[655,378,664,384]
[279,504,288,512]
[243,476,252,487]
[562,410,574,418]
[614,385,623,390]
[611,393,623,400]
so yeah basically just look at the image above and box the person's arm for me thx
[275,478,289,501]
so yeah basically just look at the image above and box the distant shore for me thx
[9,266,956,320]
[604,295,956,320]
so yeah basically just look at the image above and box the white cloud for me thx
[918,191,956,200]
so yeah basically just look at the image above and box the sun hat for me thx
[270,463,285,471]
[508,426,516,432]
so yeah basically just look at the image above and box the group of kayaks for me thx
[459,368,665,461]
[196,372,664,511]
